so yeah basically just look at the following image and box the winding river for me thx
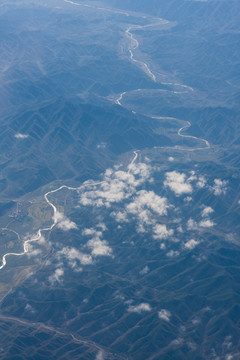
[0,0,210,270]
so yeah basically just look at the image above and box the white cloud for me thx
[126,190,169,222]
[196,176,206,188]
[97,223,107,231]
[158,309,171,322]
[37,235,46,245]
[86,238,112,257]
[168,157,174,162]
[184,196,192,202]
[164,171,193,195]
[111,210,129,223]
[166,250,179,257]
[153,224,174,240]
[82,227,112,257]
[55,211,78,231]
[201,206,214,217]
[14,133,29,139]
[58,247,93,269]
[199,219,215,228]
[177,226,183,233]
[79,162,151,208]
[82,228,102,237]
[139,266,149,275]
[187,218,198,230]
[184,239,199,250]
[128,303,152,313]
[49,268,64,284]
[211,179,228,196]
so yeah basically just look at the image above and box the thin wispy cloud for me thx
[139,265,149,275]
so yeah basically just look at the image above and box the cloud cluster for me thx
[187,216,215,231]
[153,224,174,240]
[112,189,170,234]
[79,162,151,208]
[211,179,228,196]
[82,227,113,258]
[57,246,93,272]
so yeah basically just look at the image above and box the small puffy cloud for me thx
[87,238,112,257]
[184,196,192,202]
[82,227,112,257]
[168,157,174,162]
[97,223,107,231]
[184,239,199,250]
[58,247,93,269]
[14,133,29,139]
[153,224,174,240]
[54,211,78,231]
[166,250,179,257]
[82,228,102,237]
[128,303,152,313]
[211,179,228,196]
[201,206,214,217]
[139,265,149,275]
[158,309,171,322]
[187,218,198,230]
[49,268,64,284]
[199,219,215,228]
[164,171,193,195]
[111,210,129,223]
[197,176,206,188]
